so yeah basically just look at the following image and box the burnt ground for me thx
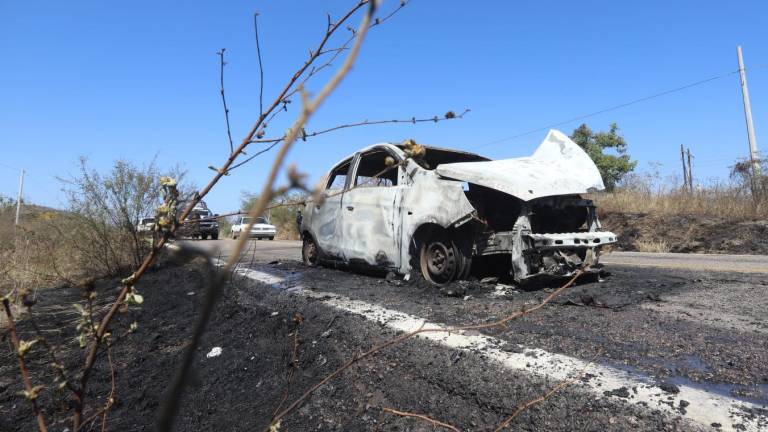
[601,212,768,254]
[2,257,768,431]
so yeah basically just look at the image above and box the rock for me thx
[480,276,498,284]
[206,347,223,358]
[603,387,631,398]
[658,382,680,394]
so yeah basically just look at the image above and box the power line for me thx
[473,68,746,150]
[0,161,21,172]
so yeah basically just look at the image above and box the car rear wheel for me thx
[212,233,219,240]
[269,236,274,241]
[302,236,319,267]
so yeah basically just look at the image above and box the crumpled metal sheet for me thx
[434,129,605,201]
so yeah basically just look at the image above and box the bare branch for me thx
[223,0,379,279]
[269,313,303,422]
[493,352,599,431]
[2,299,48,432]
[382,407,460,432]
[217,48,235,154]
[156,243,223,432]
[253,13,265,120]
[230,110,470,172]
[271,268,587,425]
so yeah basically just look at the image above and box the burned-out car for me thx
[301,130,617,285]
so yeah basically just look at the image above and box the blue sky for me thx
[1,0,766,213]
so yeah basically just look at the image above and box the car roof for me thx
[327,142,489,172]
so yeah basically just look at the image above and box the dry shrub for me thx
[0,159,189,303]
[633,238,670,253]
[592,163,768,221]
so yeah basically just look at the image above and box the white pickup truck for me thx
[231,216,277,240]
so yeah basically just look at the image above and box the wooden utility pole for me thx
[680,144,689,189]
[15,169,25,225]
[686,148,694,191]
[737,46,761,177]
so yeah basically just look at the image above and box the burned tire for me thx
[419,232,460,285]
[302,236,319,267]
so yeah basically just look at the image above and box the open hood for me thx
[435,129,605,201]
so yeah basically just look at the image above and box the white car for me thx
[301,130,617,285]
[231,216,277,240]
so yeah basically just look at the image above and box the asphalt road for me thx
[172,238,768,431]
[189,239,768,275]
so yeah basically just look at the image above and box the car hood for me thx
[434,129,605,201]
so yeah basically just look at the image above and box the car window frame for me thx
[325,157,354,191]
[350,146,403,189]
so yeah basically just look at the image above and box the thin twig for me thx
[223,0,378,277]
[156,244,222,432]
[246,109,470,145]
[382,407,460,432]
[27,307,78,394]
[254,13,264,120]
[493,351,600,432]
[66,2,401,429]
[2,299,48,432]
[100,347,116,432]
[270,314,303,421]
[217,49,235,154]
[271,268,587,425]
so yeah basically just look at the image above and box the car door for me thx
[340,148,403,268]
[309,157,352,259]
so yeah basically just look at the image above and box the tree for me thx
[570,123,637,191]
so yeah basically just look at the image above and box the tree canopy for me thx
[570,123,637,191]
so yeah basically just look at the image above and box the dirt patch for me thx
[601,212,768,254]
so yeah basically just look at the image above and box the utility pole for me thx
[15,169,25,225]
[737,46,761,177]
[686,148,694,191]
[680,144,689,189]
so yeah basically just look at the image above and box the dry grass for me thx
[592,172,768,221]
[633,239,670,253]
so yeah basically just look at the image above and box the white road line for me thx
[230,264,767,431]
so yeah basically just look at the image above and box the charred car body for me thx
[301,130,617,284]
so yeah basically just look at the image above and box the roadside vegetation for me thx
[0,159,189,301]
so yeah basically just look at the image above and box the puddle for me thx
[666,376,768,406]
[607,358,768,406]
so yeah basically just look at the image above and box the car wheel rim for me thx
[422,239,457,284]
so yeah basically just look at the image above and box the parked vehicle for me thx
[301,130,617,285]
[231,216,277,240]
[136,217,156,233]
[177,201,219,240]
